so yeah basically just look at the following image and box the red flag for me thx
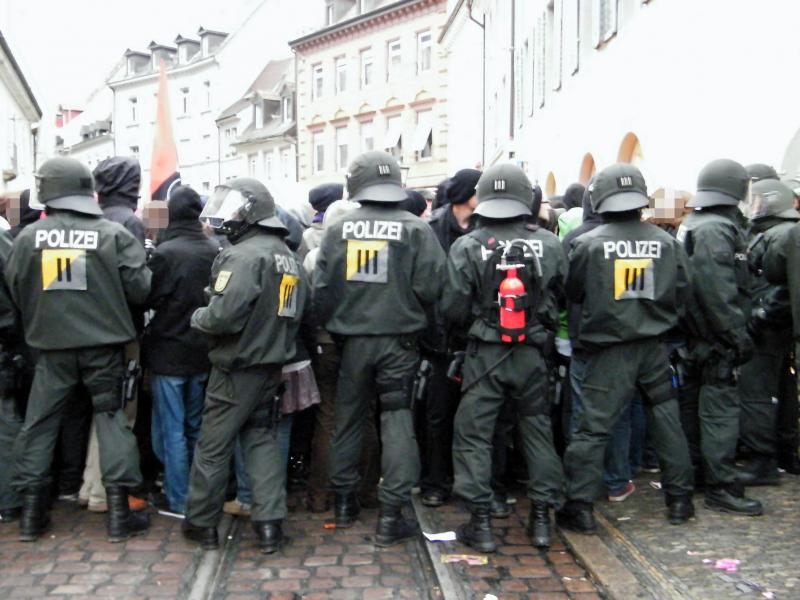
[150,60,180,200]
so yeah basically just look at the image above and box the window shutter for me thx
[514,45,523,128]
[552,0,563,90]
[534,13,547,109]
[592,0,602,48]
[565,0,580,74]
[605,0,618,42]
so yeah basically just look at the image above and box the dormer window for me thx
[281,96,293,123]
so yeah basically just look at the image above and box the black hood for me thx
[275,205,303,251]
[581,185,601,223]
[168,185,203,223]
[399,190,427,216]
[563,183,586,210]
[308,183,344,213]
[18,188,41,227]
[531,184,543,216]
[93,156,141,210]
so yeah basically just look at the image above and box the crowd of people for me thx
[0,148,797,557]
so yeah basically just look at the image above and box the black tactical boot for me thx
[778,448,800,475]
[375,504,420,547]
[666,494,695,525]
[106,486,149,543]
[490,492,511,519]
[182,521,219,550]
[19,487,49,542]
[252,520,283,554]
[457,504,496,553]
[555,500,597,534]
[527,501,551,548]
[736,455,780,486]
[0,506,22,524]
[704,484,763,516]
[421,489,448,508]
[334,492,360,528]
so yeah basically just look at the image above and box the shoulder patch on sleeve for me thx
[214,271,232,293]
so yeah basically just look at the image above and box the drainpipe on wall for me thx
[467,0,486,167]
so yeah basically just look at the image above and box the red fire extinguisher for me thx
[497,254,527,343]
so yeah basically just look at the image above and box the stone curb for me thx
[186,513,237,600]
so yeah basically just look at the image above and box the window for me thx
[281,148,291,178]
[386,40,402,81]
[360,121,374,153]
[335,57,347,94]
[533,14,546,109]
[523,35,533,117]
[383,114,402,160]
[248,154,258,176]
[281,96,293,122]
[552,1,563,90]
[203,134,211,159]
[129,98,138,123]
[335,127,349,171]
[202,181,210,192]
[360,49,374,88]
[564,0,580,75]
[181,87,189,115]
[204,81,211,110]
[312,64,324,99]
[265,153,273,180]
[325,0,334,25]
[129,145,139,158]
[413,110,433,160]
[417,31,432,73]
[313,131,325,173]
[593,0,618,47]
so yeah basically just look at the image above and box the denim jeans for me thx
[151,373,207,513]
[569,353,633,496]
[235,414,293,507]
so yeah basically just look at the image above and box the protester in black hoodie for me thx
[146,186,219,515]
[8,189,41,239]
[93,157,146,245]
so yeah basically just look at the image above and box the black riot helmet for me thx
[29,157,102,216]
[200,177,288,241]
[687,159,749,208]
[744,179,800,222]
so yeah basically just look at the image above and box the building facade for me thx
[0,30,41,194]
[216,57,297,190]
[56,86,115,171]
[106,0,314,200]
[448,0,800,195]
[290,0,449,191]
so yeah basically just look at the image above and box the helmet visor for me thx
[743,186,772,221]
[199,186,248,229]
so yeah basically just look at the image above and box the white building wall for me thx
[0,77,37,193]
[507,0,800,194]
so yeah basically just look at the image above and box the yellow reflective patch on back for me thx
[278,273,299,317]
[41,249,87,291]
[346,240,389,283]
[214,271,232,293]
[613,258,654,300]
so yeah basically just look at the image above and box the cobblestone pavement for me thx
[416,493,605,600]
[0,501,201,599]
[596,469,800,600]
[212,494,439,600]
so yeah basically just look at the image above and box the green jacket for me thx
[764,221,800,339]
[6,210,150,351]
[313,203,445,336]
[567,217,691,347]
[442,219,566,346]
[191,228,308,370]
[677,206,751,350]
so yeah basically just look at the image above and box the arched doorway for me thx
[546,172,557,197]
[618,132,644,167]
[579,153,596,185]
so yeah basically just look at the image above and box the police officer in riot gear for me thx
[0,228,26,524]
[182,178,307,554]
[738,179,800,484]
[313,150,445,547]
[677,158,762,515]
[442,164,565,552]
[5,157,151,542]
[557,164,695,533]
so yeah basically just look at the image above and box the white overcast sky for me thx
[0,0,314,110]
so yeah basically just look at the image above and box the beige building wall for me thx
[292,0,449,191]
